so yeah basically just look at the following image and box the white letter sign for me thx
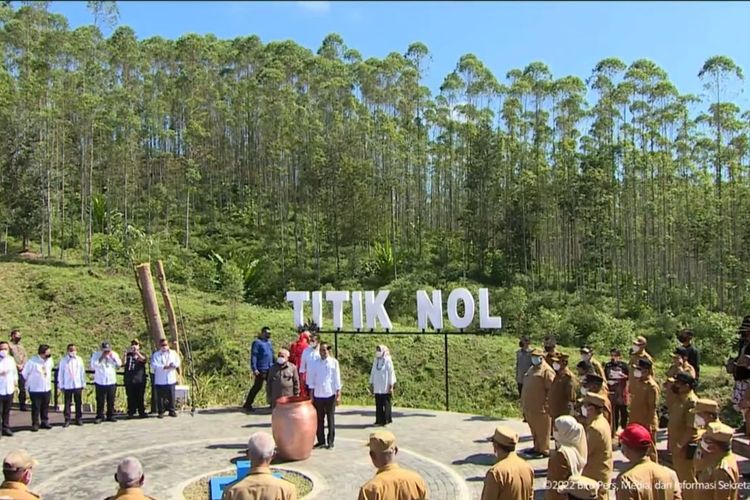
[325,291,350,331]
[286,291,309,327]
[416,290,443,330]
[447,288,474,330]
[478,288,502,329]
[365,290,393,330]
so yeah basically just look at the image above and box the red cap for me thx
[618,423,652,449]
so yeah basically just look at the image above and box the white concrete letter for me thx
[311,291,324,328]
[416,290,444,330]
[365,290,393,330]
[351,291,364,330]
[447,288,474,330]
[325,291,350,330]
[478,288,502,329]
[286,291,310,327]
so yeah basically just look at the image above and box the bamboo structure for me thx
[135,263,165,346]
[155,260,183,383]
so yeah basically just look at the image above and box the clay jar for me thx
[272,396,317,461]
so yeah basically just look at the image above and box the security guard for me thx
[695,422,739,500]
[615,423,681,500]
[580,347,606,380]
[628,359,660,441]
[358,430,428,500]
[521,348,555,458]
[481,426,534,500]
[0,450,40,499]
[549,354,577,420]
[667,372,699,498]
[580,393,612,500]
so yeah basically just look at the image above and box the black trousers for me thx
[313,395,336,445]
[155,384,176,414]
[244,372,267,408]
[612,404,628,435]
[125,382,147,416]
[17,371,26,410]
[517,383,523,397]
[29,391,50,425]
[374,393,392,425]
[63,388,83,421]
[0,394,12,430]
[95,384,116,419]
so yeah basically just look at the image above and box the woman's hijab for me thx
[553,415,587,476]
[374,345,391,369]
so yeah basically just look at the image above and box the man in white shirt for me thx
[91,341,122,423]
[57,343,87,427]
[308,342,341,449]
[150,338,181,418]
[299,333,321,400]
[0,341,18,437]
[21,344,53,431]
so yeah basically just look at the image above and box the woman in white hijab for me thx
[546,415,588,500]
[369,345,396,426]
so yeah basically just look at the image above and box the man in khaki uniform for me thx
[581,393,613,500]
[615,423,681,500]
[481,426,534,500]
[664,348,697,413]
[544,335,560,367]
[695,398,721,433]
[358,430,428,500]
[521,348,555,458]
[667,372,699,499]
[223,432,297,500]
[695,422,739,500]
[628,336,653,370]
[104,457,157,500]
[549,353,577,420]
[0,450,40,500]
[266,348,300,409]
[629,359,660,440]
[580,347,606,380]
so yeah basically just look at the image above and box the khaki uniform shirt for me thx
[664,363,696,410]
[9,343,27,370]
[667,391,698,453]
[104,487,157,500]
[629,351,654,369]
[549,367,577,419]
[629,376,660,433]
[357,463,428,500]
[0,481,40,499]
[582,413,613,497]
[521,362,555,414]
[590,357,606,380]
[222,468,297,500]
[545,350,560,367]
[481,452,534,500]
[696,451,739,500]
[615,457,682,500]
[545,450,571,500]
[266,362,300,407]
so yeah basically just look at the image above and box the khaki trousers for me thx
[672,448,696,500]
[526,411,551,454]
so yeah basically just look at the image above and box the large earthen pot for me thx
[271,396,317,461]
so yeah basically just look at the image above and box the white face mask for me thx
[531,356,542,366]
[632,345,642,353]
[700,440,711,453]
[69,352,76,358]
[277,357,286,365]
[581,406,589,418]
[582,354,591,361]
[633,369,643,378]
[581,388,589,396]
[0,350,6,359]
[695,415,706,428]
[376,351,384,358]
[161,346,169,352]
[553,362,561,371]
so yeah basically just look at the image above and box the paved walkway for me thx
[0,405,738,499]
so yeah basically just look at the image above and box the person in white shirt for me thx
[0,341,18,436]
[369,345,397,426]
[21,344,53,431]
[91,341,122,423]
[308,342,341,449]
[150,338,181,418]
[57,343,87,427]
[299,333,321,400]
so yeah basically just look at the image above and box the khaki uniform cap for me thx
[696,398,719,414]
[367,430,397,453]
[582,392,608,408]
[2,450,38,472]
[703,422,734,444]
[633,336,647,346]
[530,348,544,357]
[487,425,519,448]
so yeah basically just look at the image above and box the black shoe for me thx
[127,413,135,419]
[168,412,177,418]
[19,406,26,412]
[313,442,326,449]
[106,417,117,423]
[94,417,103,424]
[327,443,335,449]
[63,421,70,428]
[30,425,39,432]
[75,419,83,426]
[2,429,13,437]
[157,413,164,419]
[139,413,149,419]
[40,422,52,430]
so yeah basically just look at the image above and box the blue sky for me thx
[48,1,750,106]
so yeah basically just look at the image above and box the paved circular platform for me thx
[0,405,632,499]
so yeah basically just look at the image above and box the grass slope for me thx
[0,260,737,421]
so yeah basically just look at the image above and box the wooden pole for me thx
[155,260,183,383]
[135,263,165,346]
[133,265,151,336]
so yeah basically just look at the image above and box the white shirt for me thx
[369,356,396,394]
[151,349,181,385]
[299,345,320,376]
[308,357,341,399]
[21,355,53,393]
[0,354,18,396]
[90,351,122,385]
[57,354,87,390]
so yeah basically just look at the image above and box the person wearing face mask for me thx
[358,431,428,500]
[150,338,181,418]
[550,354,578,421]
[91,342,122,423]
[123,339,148,419]
[299,333,320,400]
[667,372,699,497]
[515,336,532,397]
[581,374,612,426]
[21,345,53,432]
[580,393,612,500]
[370,345,396,427]
[308,342,341,449]
[546,416,587,500]
[244,326,274,412]
[0,450,40,499]
[579,347,605,380]
[628,336,653,369]
[628,359,660,448]
[677,329,700,382]
[0,341,18,437]
[614,423,681,500]
[520,348,555,458]
[544,335,560,367]
[694,422,739,499]
[8,330,27,413]
[605,348,629,438]
[266,348,299,410]
[480,425,534,500]
[694,398,720,434]
[56,343,86,427]
[289,329,310,377]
